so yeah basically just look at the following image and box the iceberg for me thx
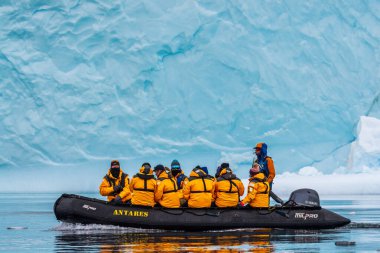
[0,116,379,194]
[0,1,379,193]
[348,116,380,172]
[273,116,380,195]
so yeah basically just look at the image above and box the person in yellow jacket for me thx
[99,160,131,204]
[129,163,157,207]
[240,163,270,208]
[170,159,189,204]
[214,163,245,207]
[153,164,180,208]
[183,166,214,208]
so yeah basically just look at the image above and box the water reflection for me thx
[55,229,276,252]
[55,228,349,253]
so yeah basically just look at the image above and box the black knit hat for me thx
[171,159,181,169]
[142,162,151,168]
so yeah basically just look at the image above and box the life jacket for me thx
[249,176,269,195]
[241,173,269,208]
[132,173,155,192]
[254,156,272,179]
[158,171,178,194]
[188,170,213,193]
[216,172,241,202]
[104,173,128,196]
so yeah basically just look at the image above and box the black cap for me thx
[111,160,120,167]
[221,163,229,169]
[153,164,165,172]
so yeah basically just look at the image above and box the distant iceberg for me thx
[273,116,380,195]
[348,116,380,172]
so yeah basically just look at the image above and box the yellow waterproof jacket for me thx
[129,167,157,207]
[214,169,245,207]
[175,172,189,199]
[183,169,214,208]
[99,169,131,202]
[155,170,180,208]
[241,173,270,208]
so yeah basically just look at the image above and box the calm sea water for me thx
[1,193,380,252]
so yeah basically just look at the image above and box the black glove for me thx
[113,185,123,193]
[114,196,122,204]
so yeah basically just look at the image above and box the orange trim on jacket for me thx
[266,157,275,184]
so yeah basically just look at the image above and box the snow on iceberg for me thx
[271,116,380,195]
[348,116,380,172]
[272,169,380,196]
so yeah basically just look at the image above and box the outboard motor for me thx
[286,188,320,207]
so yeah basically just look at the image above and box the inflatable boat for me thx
[54,189,350,231]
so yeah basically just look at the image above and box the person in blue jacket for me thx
[253,142,276,189]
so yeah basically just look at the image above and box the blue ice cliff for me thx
[0,1,379,185]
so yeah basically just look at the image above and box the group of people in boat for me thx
[99,142,276,208]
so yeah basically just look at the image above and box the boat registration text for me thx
[113,209,149,217]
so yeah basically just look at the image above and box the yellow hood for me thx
[249,172,266,181]
[158,170,170,179]
[190,168,207,178]
[139,166,153,175]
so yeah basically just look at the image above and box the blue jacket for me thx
[253,143,275,184]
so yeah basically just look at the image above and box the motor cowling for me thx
[287,188,320,207]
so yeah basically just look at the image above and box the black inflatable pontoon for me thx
[54,189,350,231]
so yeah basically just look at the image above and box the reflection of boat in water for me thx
[54,189,350,230]
[55,228,275,253]
[54,227,344,252]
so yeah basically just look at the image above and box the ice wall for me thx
[5,115,380,194]
[0,1,380,179]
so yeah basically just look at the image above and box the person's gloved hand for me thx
[113,185,123,193]
[239,201,246,207]
[114,196,123,204]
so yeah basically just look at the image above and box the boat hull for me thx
[54,194,350,231]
